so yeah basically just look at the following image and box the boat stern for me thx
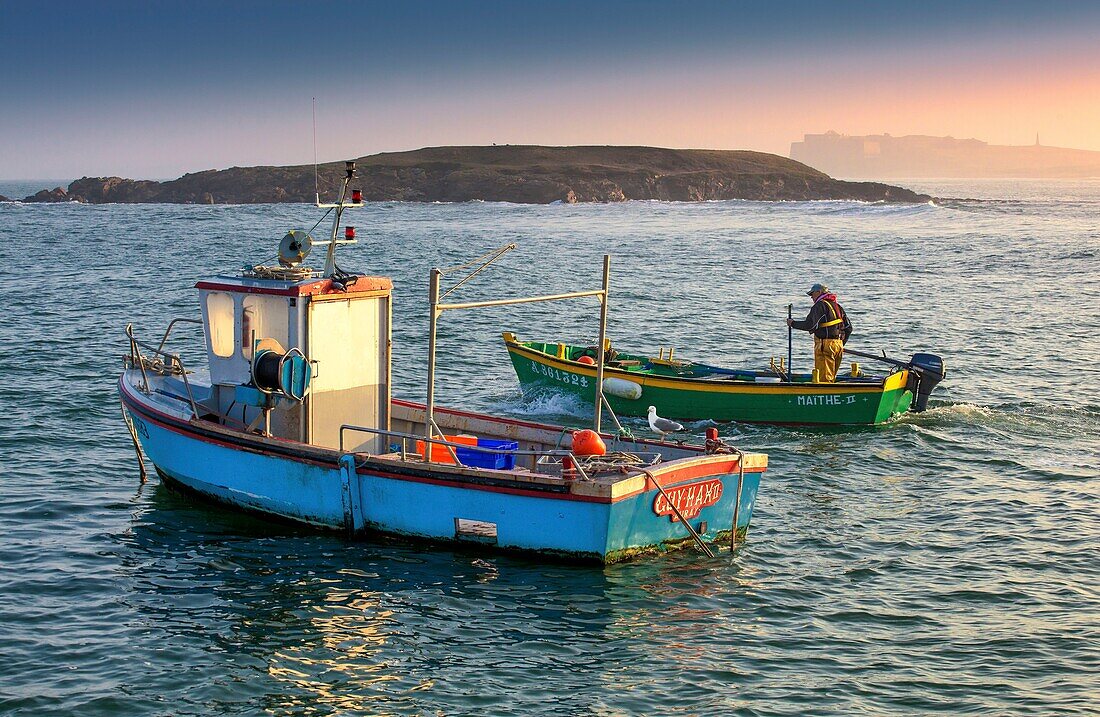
[601,452,766,562]
[906,353,947,412]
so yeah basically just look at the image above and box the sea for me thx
[0,179,1097,716]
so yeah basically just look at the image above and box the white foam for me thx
[493,390,592,419]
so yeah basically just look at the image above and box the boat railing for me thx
[125,320,203,419]
[339,423,592,481]
[153,317,205,356]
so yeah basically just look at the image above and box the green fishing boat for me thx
[503,332,945,426]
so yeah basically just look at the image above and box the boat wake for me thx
[491,389,593,421]
[904,402,999,422]
[889,400,1098,477]
[903,399,1099,430]
[893,401,1042,437]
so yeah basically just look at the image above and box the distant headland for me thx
[791,132,1100,179]
[13,145,930,204]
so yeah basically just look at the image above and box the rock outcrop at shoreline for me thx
[20,145,932,204]
[24,187,72,202]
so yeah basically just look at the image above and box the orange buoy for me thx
[571,429,606,456]
[577,355,596,365]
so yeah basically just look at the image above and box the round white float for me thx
[602,377,643,400]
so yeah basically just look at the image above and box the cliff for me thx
[791,132,1100,179]
[21,145,931,204]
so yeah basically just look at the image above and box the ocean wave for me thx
[1055,249,1097,260]
[800,200,939,217]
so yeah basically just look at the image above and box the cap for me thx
[806,283,828,296]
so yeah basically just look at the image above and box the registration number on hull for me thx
[796,394,858,406]
[530,360,590,388]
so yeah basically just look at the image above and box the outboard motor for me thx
[906,353,946,412]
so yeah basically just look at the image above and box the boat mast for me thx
[312,97,319,205]
[323,161,353,277]
[593,255,610,432]
[313,160,362,278]
[425,267,442,450]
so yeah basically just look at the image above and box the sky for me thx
[2,0,1099,179]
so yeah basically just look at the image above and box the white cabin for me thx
[196,273,392,452]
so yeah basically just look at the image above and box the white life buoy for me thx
[602,377,642,400]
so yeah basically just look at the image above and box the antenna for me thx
[312,97,319,204]
[313,160,364,278]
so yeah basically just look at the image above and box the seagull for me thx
[647,405,684,438]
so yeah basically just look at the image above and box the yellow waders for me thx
[814,337,845,382]
[814,300,845,382]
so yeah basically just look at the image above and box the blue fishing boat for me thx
[118,161,767,563]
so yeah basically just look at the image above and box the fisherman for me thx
[787,283,852,383]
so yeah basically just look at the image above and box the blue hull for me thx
[122,381,762,563]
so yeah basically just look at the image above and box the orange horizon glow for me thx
[2,2,1099,178]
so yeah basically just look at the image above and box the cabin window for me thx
[241,295,290,359]
[207,292,236,358]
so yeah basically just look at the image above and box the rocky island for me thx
[17,145,931,204]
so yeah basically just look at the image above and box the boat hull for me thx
[506,341,914,425]
[120,377,763,563]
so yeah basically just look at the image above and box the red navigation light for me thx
[345,226,356,240]
[351,189,362,203]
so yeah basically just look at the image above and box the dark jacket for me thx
[791,294,852,342]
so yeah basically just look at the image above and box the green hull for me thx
[505,335,915,426]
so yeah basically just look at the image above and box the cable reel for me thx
[251,338,311,401]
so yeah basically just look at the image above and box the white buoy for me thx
[602,377,642,400]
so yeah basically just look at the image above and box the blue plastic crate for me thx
[455,439,519,470]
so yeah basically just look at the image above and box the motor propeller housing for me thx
[907,352,946,412]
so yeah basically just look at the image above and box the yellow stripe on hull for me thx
[506,342,908,394]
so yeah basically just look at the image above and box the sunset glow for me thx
[2,1,1098,178]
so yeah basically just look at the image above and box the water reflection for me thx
[120,485,695,712]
